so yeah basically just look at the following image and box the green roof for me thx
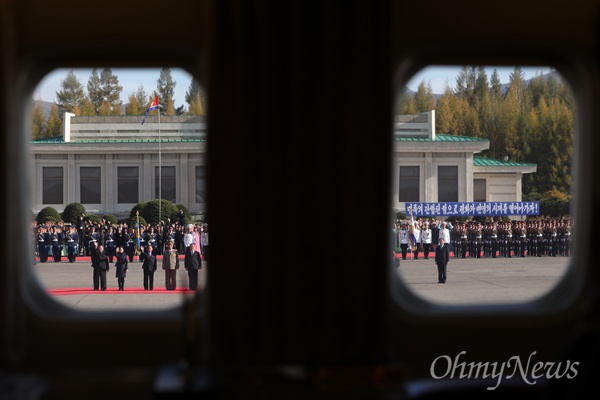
[394,134,488,142]
[473,156,536,167]
[31,137,206,144]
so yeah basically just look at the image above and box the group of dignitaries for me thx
[394,217,572,260]
[34,211,208,291]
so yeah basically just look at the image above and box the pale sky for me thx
[33,65,555,104]
[33,68,195,106]
[405,65,554,94]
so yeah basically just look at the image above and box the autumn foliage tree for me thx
[396,66,574,199]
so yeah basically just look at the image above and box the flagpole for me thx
[158,100,162,225]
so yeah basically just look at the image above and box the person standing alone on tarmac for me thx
[435,237,450,284]
[92,244,109,291]
[141,244,157,290]
[185,242,202,290]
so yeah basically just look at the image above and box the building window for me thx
[196,166,206,203]
[438,166,458,202]
[118,166,139,204]
[399,166,420,202]
[80,167,101,204]
[474,178,486,202]
[155,166,176,203]
[42,167,63,204]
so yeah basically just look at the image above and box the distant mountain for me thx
[35,100,55,117]
[405,71,562,99]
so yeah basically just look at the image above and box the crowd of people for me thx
[34,210,208,291]
[394,217,573,261]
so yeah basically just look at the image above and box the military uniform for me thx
[66,228,78,263]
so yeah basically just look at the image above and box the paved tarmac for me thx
[33,254,570,311]
[34,257,207,311]
[396,254,570,305]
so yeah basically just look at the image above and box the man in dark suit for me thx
[185,243,202,290]
[92,244,109,291]
[435,237,450,283]
[141,244,157,290]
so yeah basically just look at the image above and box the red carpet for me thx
[49,287,200,295]
[48,255,189,262]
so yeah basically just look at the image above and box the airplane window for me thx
[393,65,574,305]
[30,67,208,311]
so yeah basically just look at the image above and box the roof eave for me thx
[474,166,537,174]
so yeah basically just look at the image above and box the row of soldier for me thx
[34,215,209,264]
[394,217,572,260]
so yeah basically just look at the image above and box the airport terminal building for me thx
[31,110,536,219]
[392,110,536,213]
[31,113,207,219]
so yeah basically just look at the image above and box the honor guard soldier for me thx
[398,222,410,260]
[37,225,48,263]
[156,225,164,256]
[482,222,490,257]
[105,226,116,263]
[459,224,468,259]
[490,222,498,258]
[125,227,136,262]
[66,226,78,263]
[506,224,513,257]
[559,220,571,256]
[420,221,432,259]
[52,226,64,262]
[518,222,527,257]
[551,221,559,256]
[534,221,544,257]
[88,226,99,256]
[474,223,482,258]
[146,227,157,256]
[77,213,86,255]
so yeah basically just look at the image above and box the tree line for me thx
[32,67,207,139]
[397,66,574,202]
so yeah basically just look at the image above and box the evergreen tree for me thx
[490,69,503,100]
[157,67,176,116]
[56,70,85,115]
[47,103,62,137]
[506,66,528,108]
[474,67,493,139]
[455,66,477,105]
[414,81,435,113]
[188,93,205,115]
[77,97,96,116]
[87,69,103,114]
[434,83,456,134]
[395,89,417,115]
[100,68,123,115]
[32,101,47,139]
[125,85,148,116]
[185,78,207,115]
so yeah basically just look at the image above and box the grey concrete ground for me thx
[33,255,570,311]
[396,255,570,305]
[34,258,207,311]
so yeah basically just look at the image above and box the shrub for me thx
[141,199,178,225]
[129,202,147,221]
[36,207,61,225]
[61,202,86,224]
